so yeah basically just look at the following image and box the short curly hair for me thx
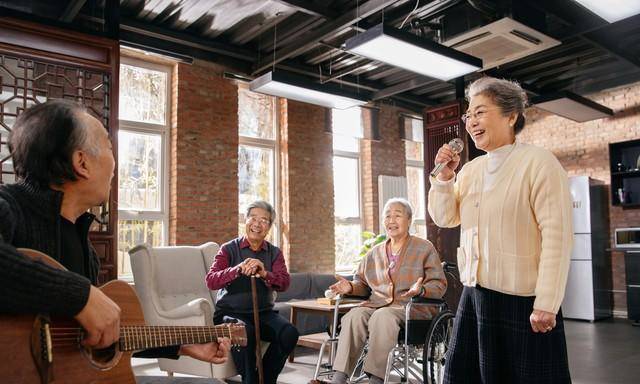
[466,77,528,134]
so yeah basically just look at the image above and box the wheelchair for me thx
[313,262,457,384]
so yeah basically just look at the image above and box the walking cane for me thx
[250,275,264,384]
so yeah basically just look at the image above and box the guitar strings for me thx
[46,326,241,347]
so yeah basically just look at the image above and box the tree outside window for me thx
[117,57,171,280]
[238,83,278,243]
[404,116,427,238]
[333,107,363,272]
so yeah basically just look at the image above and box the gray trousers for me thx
[332,306,405,379]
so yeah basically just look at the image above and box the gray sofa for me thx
[275,272,340,335]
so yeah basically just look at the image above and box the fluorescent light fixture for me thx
[344,24,482,81]
[249,71,368,110]
[532,91,614,122]
[573,0,640,23]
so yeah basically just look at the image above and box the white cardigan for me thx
[428,143,573,313]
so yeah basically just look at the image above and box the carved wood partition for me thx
[423,100,481,311]
[0,17,119,283]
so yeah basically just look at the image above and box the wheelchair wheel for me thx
[422,310,454,384]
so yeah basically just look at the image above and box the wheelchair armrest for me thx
[442,261,457,273]
[410,296,445,306]
[341,293,369,299]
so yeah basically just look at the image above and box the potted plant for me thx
[360,231,387,258]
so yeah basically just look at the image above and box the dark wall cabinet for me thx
[609,139,640,208]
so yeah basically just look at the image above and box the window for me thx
[404,116,427,238]
[117,58,171,280]
[238,83,278,243]
[333,108,363,272]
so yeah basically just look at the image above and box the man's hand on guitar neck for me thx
[75,285,121,349]
[179,338,231,364]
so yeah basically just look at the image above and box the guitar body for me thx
[0,250,144,384]
[0,249,246,384]
[0,280,144,384]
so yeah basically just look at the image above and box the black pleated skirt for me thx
[443,285,571,384]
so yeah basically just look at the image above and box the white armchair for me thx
[129,242,238,378]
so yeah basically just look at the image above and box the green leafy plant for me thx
[359,231,387,258]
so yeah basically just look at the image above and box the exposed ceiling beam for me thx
[279,62,436,108]
[300,0,467,86]
[532,56,617,88]
[583,22,640,69]
[321,60,377,83]
[380,0,465,27]
[482,68,543,96]
[516,50,605,82]
[229,11,293,45]
[116,17,434,109]
[366,66,404,81]
[103,0,119,40]
[523,0,640,69]
[270,0,340,19]
[252,0,400,75]
[59,0,86,22]
[261,15,326,52]
[373,76,439,100]
[503,39,592,75]
[539,62,640,94]
[120,17,257,62]
[571,69,640,96]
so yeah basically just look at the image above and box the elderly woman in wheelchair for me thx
[312,198,447,384]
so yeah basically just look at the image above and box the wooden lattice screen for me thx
[423,99,480,310]
[0,17,119,283]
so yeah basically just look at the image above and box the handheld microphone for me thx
[430,138,464,178]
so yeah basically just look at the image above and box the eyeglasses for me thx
[461,108,500,124]
[246,216,270,226]
[383,214,407,223]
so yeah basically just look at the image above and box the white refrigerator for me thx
[562,176,612,320]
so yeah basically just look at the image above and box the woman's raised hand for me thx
[330,275,353,295]
[434,143,461,181]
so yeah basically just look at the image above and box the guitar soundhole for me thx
[81,343,122,371]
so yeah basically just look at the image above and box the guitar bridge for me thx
[30,314,54,384]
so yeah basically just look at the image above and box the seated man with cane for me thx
[205,200,299,384]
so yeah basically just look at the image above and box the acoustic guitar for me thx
[0,249,246,384]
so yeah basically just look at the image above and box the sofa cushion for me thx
[310,274,338,298]
[276,272,311,302]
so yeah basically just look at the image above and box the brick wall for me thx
[361,105,410,234]
[518,80,640,315]
[167,59,416,273]
[280,100,335,272]
[170,60,239,245]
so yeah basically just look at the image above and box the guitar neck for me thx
[119,325,233,351]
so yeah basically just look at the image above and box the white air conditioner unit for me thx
[443,17,560,70]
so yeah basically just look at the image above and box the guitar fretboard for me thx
[118,325,238,351]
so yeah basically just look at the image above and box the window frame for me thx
[238,86,280,245]
[117,56,172,280]
[404,115,426,237]
[332,108,364,273]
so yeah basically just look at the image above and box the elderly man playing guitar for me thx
[0,100,232,380]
